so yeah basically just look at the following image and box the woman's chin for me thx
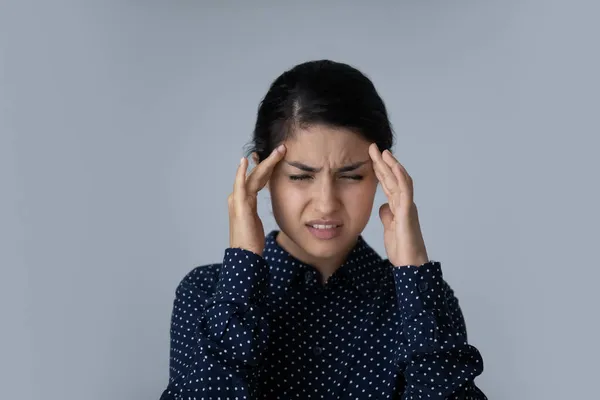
[278,227,354,264]
[300,231,351,259]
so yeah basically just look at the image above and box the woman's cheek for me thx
[346,182,377,209]
[275,182,305,205]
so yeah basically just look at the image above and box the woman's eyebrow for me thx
[284,160,370,173]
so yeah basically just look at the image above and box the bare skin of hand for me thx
[368,143,429,267]
[228,144,286,256]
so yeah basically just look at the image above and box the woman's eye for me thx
[289,175,364,181]
[341,175,364,181]
[289,175,313,181]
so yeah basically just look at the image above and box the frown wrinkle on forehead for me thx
[284,160,370,173]
[282,125,372,170]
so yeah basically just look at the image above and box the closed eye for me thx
[289,175,363,181]
[341,175,364,181]
[289,175,313,181]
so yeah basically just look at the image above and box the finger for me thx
[369,144,398,197]
[368,144,393,198]
[373,165,392,199]
[378,203,394,231]
[382,150,411,185]
[382,150,413,200]
[246,144,286,194]
[233,157,249,209]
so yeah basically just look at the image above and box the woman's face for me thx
[267,124,378,267]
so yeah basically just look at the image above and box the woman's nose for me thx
[313,179,340,214]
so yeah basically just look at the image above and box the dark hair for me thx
[246,60,394,162]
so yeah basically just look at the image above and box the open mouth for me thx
[305,221,343,240]
[307,223,341,229]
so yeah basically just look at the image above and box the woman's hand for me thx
[228,144,286,256]
[369,143,429,267]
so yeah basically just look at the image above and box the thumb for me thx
[378,203,394,231]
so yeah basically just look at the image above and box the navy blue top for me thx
[160,231,486,399]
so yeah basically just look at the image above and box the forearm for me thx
[161,249,271,399]
[394,261,486,399]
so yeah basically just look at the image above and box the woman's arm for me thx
[393,261,487,399]
[160,248,270,400]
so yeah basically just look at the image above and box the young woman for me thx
[160,60,486,399]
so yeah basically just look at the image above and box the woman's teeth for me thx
[310,224,337,229]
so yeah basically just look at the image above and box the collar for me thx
[261,230,385,297]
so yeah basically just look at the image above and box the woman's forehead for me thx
[283,126,371,162]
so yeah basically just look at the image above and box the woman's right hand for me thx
[228,144,286,256]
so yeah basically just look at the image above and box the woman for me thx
[160,60,486,399]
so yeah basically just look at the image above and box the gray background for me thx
[1,1,598,399]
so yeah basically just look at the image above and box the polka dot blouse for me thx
[160,231,486,399]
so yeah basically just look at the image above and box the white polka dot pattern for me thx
[160,231,486,399]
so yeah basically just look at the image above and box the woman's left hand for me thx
[369,143,429,267]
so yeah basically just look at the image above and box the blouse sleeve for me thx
[393,261,487,399]
[160,248,271,400]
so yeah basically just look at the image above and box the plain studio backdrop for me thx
[1,1,598,399]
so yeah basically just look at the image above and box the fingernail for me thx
[240,157,245,165]
[276,144,285,153]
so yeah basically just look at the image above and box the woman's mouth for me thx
[305,221,343,240]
